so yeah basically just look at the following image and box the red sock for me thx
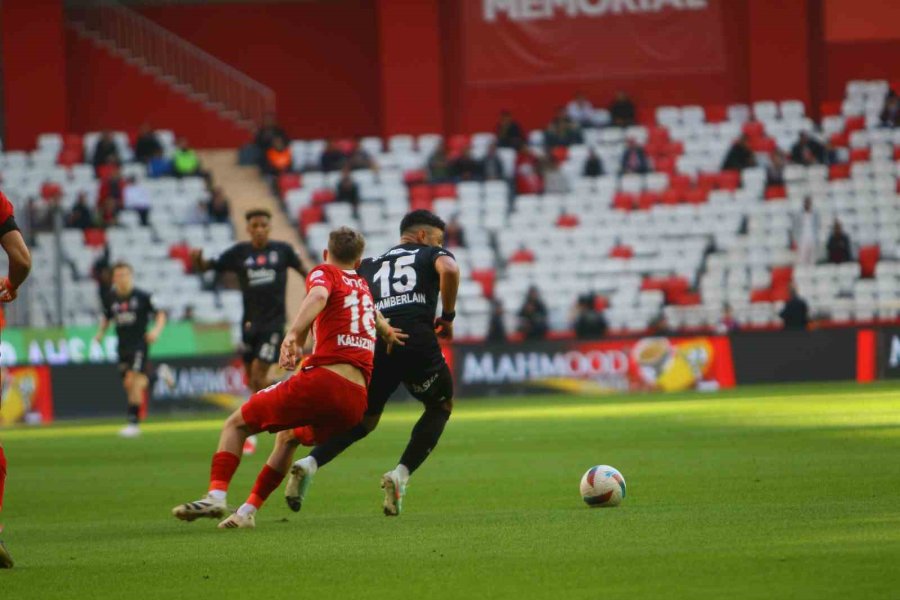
[0,445,7,512]
[247,465,286,509]
[292,426,316,447]
[208,451,240,493]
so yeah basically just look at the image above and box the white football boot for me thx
[118,424,141,438]
[171,494,228,521]
[284,460,315,512]
[380,471,406,517]
[218,512,255,529]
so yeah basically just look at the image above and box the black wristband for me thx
[440,311,456,322]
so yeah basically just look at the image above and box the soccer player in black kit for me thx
[192,209,306,454]
[94,262,167,438]
[281,210,460,516]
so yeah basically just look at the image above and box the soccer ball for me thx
[580,465,626,507]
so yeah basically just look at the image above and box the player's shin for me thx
[237,464,286,518]
[309,422,371,468]
[397,406,451,477]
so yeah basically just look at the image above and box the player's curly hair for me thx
[400,210,446,235]
[245,208,272,221]
[328,227,366,263]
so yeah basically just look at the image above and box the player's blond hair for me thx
[328,227,366,264]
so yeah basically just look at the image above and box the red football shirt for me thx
[303,264,377,384]
[0,191,15,226]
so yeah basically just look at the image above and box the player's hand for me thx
[434,317,454,341]
[381,326,408,354]
[189,249,204,272]
[280,333,302,370]
[145,330,160,344]
[0,278,17,303]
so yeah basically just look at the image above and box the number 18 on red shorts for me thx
[241,366,367,444]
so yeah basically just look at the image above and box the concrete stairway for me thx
[199,150,313,319]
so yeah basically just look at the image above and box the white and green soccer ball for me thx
[580,465,626,507]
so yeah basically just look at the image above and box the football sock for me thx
[297,455,318,475]
[236,503,256,518]
[398,407,450,475]
[209,451,240,494]
[309,423,370,468]
[246,464,285,509]
[127,404,140,425]
[0,445,6,512]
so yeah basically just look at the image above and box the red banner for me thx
[462,0,727,85]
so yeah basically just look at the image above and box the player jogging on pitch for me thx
[0,190,32,568]
[283,209,460,516]
[171,227,406,529]
[94,262,167,438]
[192,208,306,455]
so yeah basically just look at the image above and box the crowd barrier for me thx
[1,328,897,425]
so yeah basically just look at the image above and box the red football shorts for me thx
[241,366,367,443]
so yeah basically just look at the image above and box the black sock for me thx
[310,423,370,468]
[399,408,450,475]
[127,404,140,425]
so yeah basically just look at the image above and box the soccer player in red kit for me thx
[0,190,32,568]
[171,227,405,529]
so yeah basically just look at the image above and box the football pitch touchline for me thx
[2,389,899,441]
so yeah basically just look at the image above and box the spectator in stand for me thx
[609,91,636,127]
[320,140,346,173]
[265,136,293,175]
[185,200,210,225]
[567,92,595,128]
[792,197,820,265]
[98,160,124,205]
[571,294,608,340]
[620,138,650,174]
[427,141,453,183]
[779,286,810,331]
[182,305,196,322]
[92,245,112,305]
[98,196,120,228]
[545,111,583,148]
[826,219,852,264]
[482,143,506,181]
[147,149,174,178]
[134,124,163,165]
[880,95,900,128]
[346,142,376,171]
[254,112,288,156]
[790,131,826,165]
[486,298,507,343]
[518,285,549,340]
[66,193,95,230]
[122,176,151,226]
[715,303,739,334]
[497,110,524,149]
[543,157,570,194]
[335,167,360,216]
[451,148,483,182]
[722,135,757,171]
[509,244,535,264]
[583,147,605,177]
[207,187,231,224]
[92,131,120,171]
[766,149,787,187]
[444,215,466,248]
[172,138,205,179]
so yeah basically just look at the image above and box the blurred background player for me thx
[171,227,405,529]
[192,208,306,455]
[0,189,33,568]
[285,210,459,516]
[94,262,167,438]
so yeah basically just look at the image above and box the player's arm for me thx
[190,248,215,272]
[94,317,110,343]
[280,285,330,370]
[375,310,408,352]
[145,310,167,344]
[0,228,31,302]
[433,255,460,340]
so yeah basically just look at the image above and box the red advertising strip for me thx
[856,329,875,383]
[0,366,54,425]
[463,0,727,85]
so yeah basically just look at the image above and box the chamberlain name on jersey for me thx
[358,243,454,337]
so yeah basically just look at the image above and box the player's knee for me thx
[440,398,453,414]
[361,414,381,434]
[276,429,300,448]
[224,409,247,431]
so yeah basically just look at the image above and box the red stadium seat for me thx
[661,189,681,205]
[697,172,719,191]
[550,146,568,162]
[829,131,849,148]
[771,266,793,287]
[299,205,323,236]
[609,244,634,258]
[819,101,841,117]
[647,127,669,145]
[894,146,900,161]
[685,188,708,204]
[432,183,457,199]
[844,116,865,133]
[556,213,580,228]
[704,105,727,122]
[654,156,675,174]
[509,248,536,264]
[671,291,701,306]
[278,173,302,196]
[750,137,776,153]
[750,289,771,303]
[764,185,786,200]
[717,171,740,191]
[637,191,661,210]
[447,134,470,154]
[613,192,636,211]
[470,269,496,298]
[410,196,434,212]
[859,246,880,279]
[829,164,850,180]
[311,188,335,205]
[335,139,356,154]
[403,169,427,185]
[849,148,871,162]
[593,296,609,311]
[669,174,692,192]
[58,148,82,167]
[83,228,106,248]
[666,141,685,156]
[742,121,765,139]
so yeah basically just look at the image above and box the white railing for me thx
[65,0,275,129]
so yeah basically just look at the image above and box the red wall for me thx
[747,0,813,106]
[1,0,68,150]
[138,1,381,139]
[65,30,250,147]
[439,0,750,133]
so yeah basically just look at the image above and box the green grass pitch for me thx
[1,381,899,599]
